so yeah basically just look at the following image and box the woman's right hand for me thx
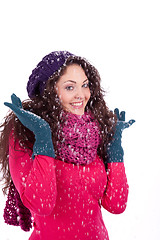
[4,94,55,159]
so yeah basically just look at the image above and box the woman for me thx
[0,51,135,239]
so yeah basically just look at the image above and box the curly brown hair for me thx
[0,55,116,195]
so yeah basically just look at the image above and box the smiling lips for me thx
[70,101,83,109]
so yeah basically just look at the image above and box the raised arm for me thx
[9,136,57,216]
[102,109,135,214]
[5,94,57,215]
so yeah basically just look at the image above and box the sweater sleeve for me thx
[101,162,129,214]
[9,135,57,216]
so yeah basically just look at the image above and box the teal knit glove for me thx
[107,108,135,163]
[4,94,55,159]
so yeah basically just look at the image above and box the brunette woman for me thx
[0,51,135,240]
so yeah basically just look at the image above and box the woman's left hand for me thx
[113,108,135,139]
[107,108,135,163]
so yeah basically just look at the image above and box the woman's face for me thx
[56,64,91,115]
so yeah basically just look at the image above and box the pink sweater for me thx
[9,137,129,240]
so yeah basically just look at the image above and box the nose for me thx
[74,87,84,100]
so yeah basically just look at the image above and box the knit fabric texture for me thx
[3,181,32,231]
[56,111,101,165]
[27,51,73,98]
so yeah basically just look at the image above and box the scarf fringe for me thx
[3,181,32,232]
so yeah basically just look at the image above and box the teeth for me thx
[71,102,83,106]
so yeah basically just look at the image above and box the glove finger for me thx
[4,102,33,128]
[4,102,21,115]
[4,102,25,123]
[114,108,120,119]
[123,119,135,129]
[120,111,125,121]
[11,94,23,108]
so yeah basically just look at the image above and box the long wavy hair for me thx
[0,55,116,195]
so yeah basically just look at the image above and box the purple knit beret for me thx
[27,51,74,98]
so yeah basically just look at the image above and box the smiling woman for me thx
[0,51,134,240]
[56,64,91,115]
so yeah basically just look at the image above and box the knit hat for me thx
[27,51,74,98]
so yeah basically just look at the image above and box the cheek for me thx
[86,89,91,101]
[58,89,71,105]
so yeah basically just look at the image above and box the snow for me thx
[0,0,160,239]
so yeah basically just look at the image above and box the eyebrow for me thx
[63,79,88,84]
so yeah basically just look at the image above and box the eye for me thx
[65,86,74,91]
[82,82,89,88]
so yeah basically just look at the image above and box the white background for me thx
[0,0,160,239]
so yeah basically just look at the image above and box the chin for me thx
[68,107,85,116]
[71,110,84,116]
